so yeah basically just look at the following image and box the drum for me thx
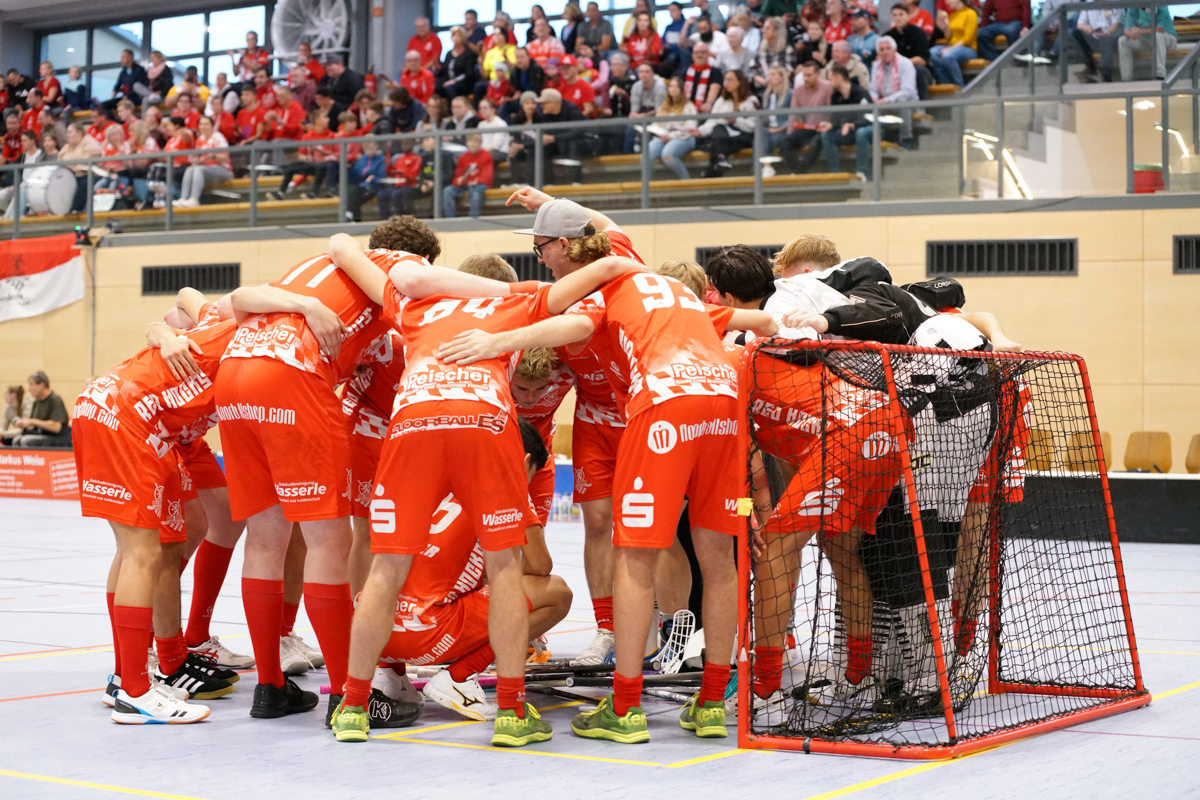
[25,165,75,216]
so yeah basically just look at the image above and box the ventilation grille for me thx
[142,264,241,296]
[1174,236,1200,274]
[696,245,784,270]
[926,239,1077,276]
[498,253,554,283]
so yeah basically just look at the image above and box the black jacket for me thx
[829,83,873,129]
[539,100,586,143]
[884,25,931,63]
[510,62,545,96]
[319,68,366,111]
[818,257,937,344]
[114,64,149,98]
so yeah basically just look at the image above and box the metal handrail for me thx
[1164,35,1200,88]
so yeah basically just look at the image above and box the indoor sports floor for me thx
[1,496,1197,800]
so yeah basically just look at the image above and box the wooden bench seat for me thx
[0,196,339,227]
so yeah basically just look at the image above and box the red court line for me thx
[0,687,104,703]
[0,644,110,657]
[1062,729,1200,743]
[545,627,597,637]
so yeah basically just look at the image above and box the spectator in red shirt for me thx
[558,55,597,117]
[904,0,936,35]
[443,133,492,217]
[399,50,436,104]
[1,114,22,179]
[271,108,337,199]
[21,89,45,136]
[295,43,326,84]
[622,11,663,70]
[210,101,237,143]
[484,61,516,107]
[825,0,852,41]
[253,65,276,103]
[376,138,425,217]
[409,17,443,70]
[528,18,566,65]
[36,61,62,110]
[543,59,564,91]
[236,86,266,143]
[266,84,307,141]
[174,93,202,131]
[228,30,272,84]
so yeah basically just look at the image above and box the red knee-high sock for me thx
[280,601,300,637]
[303,582,352,695]
[343,674,372,708]
[184,541,234,647]
[613,671,643,716]
[846,634,873,685]
[114,606,153,697]
[754,646,784,698]
[155,631,189,676]
[243,577,285,688]
[592,596,614,632]
[449,643,495,682]
[699,662,731,706]
[495,675,526,718]
[106,592,121,677]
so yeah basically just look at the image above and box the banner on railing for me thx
[0,234,84,323]
[0,449,79,500]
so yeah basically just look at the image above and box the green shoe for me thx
[570,694,650,744]
[331,701,369,743]
[491,703,553,747]
[679,693,728,738]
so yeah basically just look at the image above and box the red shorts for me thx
[528,455,554,527]
[215,358,350,522]
[73,413,190,543]
[764,406,903,538]
[612,395,747,548]
[370,406,531,554]
[177,438,227,490]
[571,421,623,503]
[349,428,385,519]
[377,587,491,668]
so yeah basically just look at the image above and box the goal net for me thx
[736,338,1149,759]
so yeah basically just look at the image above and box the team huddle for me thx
[73,189,1022,747]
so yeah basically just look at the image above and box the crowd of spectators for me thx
[2,372,71,449]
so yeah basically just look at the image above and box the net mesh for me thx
[741,339,1145,751]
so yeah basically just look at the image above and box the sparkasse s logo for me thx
[647,421,677,454]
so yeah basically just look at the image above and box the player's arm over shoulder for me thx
[546,255,644,315]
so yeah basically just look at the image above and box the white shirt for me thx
[476,116,511,153]
[690,29,730,56]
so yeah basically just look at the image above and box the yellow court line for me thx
[373,720,482,739]
[535,701,585,712]
[664,748,752,769]
[387,737,664,767]
[0,769,211,799]
[1151,679,1200,701]
[798,761,953,800]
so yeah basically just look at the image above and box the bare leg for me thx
[113,523,161,608]
[612,545,658,679]
[580,498,614,601]
[152,541,185,638]
[524,574,573,638]
[346,553,414,681]
[483,547,531,679]
[753,528,810,650]
[183,498,209,561]
[349,516,373,597]
[197,487,245,548]
[297,517,350,584]
[821,528,872,641]
[955,500,990,624]
[691,527,737,669]
[284,524,306,604]
[107,531,122,594]
[243,505,292,581]
[653,535,692,616]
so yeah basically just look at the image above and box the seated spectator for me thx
[208,72,241,116]
[2,372,70,449]
[443,133,493,217]
[463,9,489,55]
[799,20,832,65]
[20,89,45,137]
[691,0,727,31]
[173,93,202,131]
[576,42,605,86]
[627,62,667,152]
[2,384,33,438]
[528,18,567,66]
[506,91,541,183]
[96,125,131,197]
[152,117,193,206]
[505,48,546,118]
[479,29,519,100]
[543,58,563,92]
[377,138,427,217]
[399,50,436,104]
[409,16,444,71]
[274,109,338,198]
[295,43,326,84]
[253,65,276,104]
[209,96,238,143]
[847,8,880,67]
[114,100,137,138]
[660,2,689,72]
[266,83,307,144]
[320,58,365,116]
[36,61,62,113]
[930,0,978,86]
[730,10,762,52]
[0,131,46,217]
[360,101,393,136]
[870,36,918,146]
[37,108,61,143]
[40,128,63,160]
[62,66,88,112]
[177,115,232,207]
[127,121,160,208]
[1118,6,1175,82]
[1073,5,1122,83]
[59,122,103,212]
[483,61,516,109]
[580,2,617,56]
[3,69,34,110]
[603,53,635,118]
[561,3,585,54]
[446,95,480,144]
[1,113,20,170]
[388,87,427,133]
[762,65,793,156]
[102,50,148,112]
[439,26,479,99]
[228,30,272,87]
[688,15,731,57]
[976,0,1029,62]
[623,11,664,71]
[494,11,519,43]
[557,55,596,117]
[824,0,852,41]
[537,87,592,183]
[145,50,173,105]
[886,3,933,98]
[698,69,758,177]
[822,40,871,87]
[333,111,363,177]
[86,105,113,144]
[350,88,376,128]
[476,97,511,170]
[527,5,558,42]
[236,86,266,145]
[418,95,449,133]
[814,64,874,177]
[165,68,210,110]
[684,43,725,113]
[718,25,758,79]
[287,65,316,111]
[779,60,832,173]
[346,136,386,221]
[648,76,700,180]
[757,17,798,88]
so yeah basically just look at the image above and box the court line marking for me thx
[0,629,303,663]
[0,643,111,658]
[1060,730,1200,742]
[1151,679,1200,701]
[374,702,582,740]
[663,749,752,768]
[0,687,104,703]
[385,737,665,767]
[0,769,211,799]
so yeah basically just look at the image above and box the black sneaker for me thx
[154,659,235,700]
[325,693,343,728]
[251,678,319,718]
[185,651,239,684]
[367,688,422,728]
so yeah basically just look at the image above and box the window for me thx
[90,67,123,101]
[41,30,87,68]
[209,6,267,52]
[151,14,206,58]
[437,0,481,28]
[94,23,143,64]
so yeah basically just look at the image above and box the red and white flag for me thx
[0,234,84,323]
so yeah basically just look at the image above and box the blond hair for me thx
[566,230,612,265]
[516,347,560,382]
[772,234,841,276]
[655,260,706,298]
[458,253,518,282]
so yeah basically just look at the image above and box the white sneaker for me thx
[280,635,313,676]
[147,646,158,674]
[570,629,615,666]
[422,669,496,721]
[286,632,324,668]
[189,635,255,669]
[111,683,210,724]
[751,689,791,726]
[374,667,425,709]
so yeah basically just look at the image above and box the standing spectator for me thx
[229,30,272,86]
[905,0,936,35]
[977,0,1029,61]
[321,58,365,115]
[931,0,979,86]
[87,106,114,144]
[1118,6,1175,81]
[699,69,758,176]
[799,20,833,64]
[463,9,489,55]
[648,76,700,179]
[762,65,793,157]
[62,66,87,113]
[145,51,173,105]
[624,11,664,70]
[758,17,798,87]
[557,55,597,117]
[443,133,493,217]
[438,27,479,99]
[388,86,427,132]
[409,17,444,70]
[176,116,233,207]
[476,97,511,168]
[295,42,326,84]
[870,36,917,146]
[825,0,852,41]
[103,51,149,112]
[814,64,874,176]
[529,18,567,65]
[1073,4,1122,83]
[718,25,758,77]
[626,62,668,152]
[581,2,617,56]
[780,60,832,173]
[3,70,34,110]
[345,137,386,221]
[693,0,728,30]
[561,4,586,54]
[822,40,871,86]
[3,372,70,449]
[376,139,425,216]
[36,62,62,112]
[506,48,546,117]
[399,51,436,104]
[688,15,731,56]
[684,43,725,112]
[847,8,880,67]
[886,3,933,98]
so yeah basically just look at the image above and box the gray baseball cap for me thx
[513,197,595,238]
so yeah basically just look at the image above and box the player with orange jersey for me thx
[214,216,442,721]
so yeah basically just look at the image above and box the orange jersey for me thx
[393,492,487,632]
[222,249,426,387]
[515,360,575,444]
[342,329,406,440]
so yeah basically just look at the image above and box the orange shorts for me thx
[215,358,351,522]
[73,413,190,543]
[177,438,227,491]
[571,420,623,503]
[613,395,747,548]
[378,587,492,668]
[370,406,530,554]
[765,405,903,538]
[349,428,385,519]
